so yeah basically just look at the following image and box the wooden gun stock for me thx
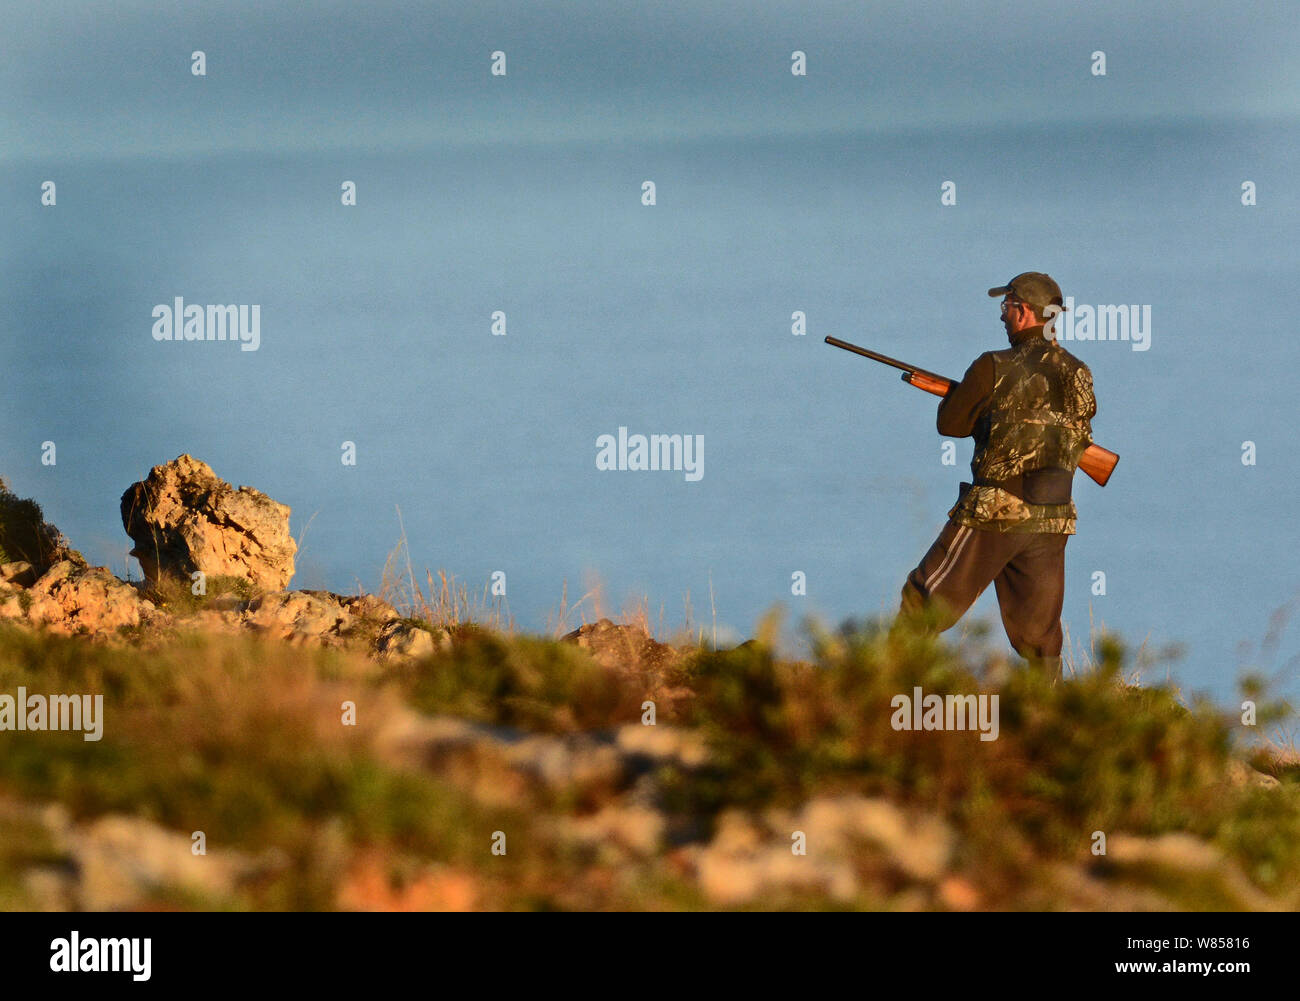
[1075,443,1120,487]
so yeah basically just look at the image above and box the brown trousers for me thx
[898,517,1067,681]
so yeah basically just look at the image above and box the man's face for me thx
[1000,295,1035,339]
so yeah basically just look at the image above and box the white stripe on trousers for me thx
[923,525,974,595]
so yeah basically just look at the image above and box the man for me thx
[897,272,1096,682]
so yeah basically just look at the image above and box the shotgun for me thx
[824,335,1119,487]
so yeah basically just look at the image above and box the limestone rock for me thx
[681,796,957,907]
[25,562,153,635]
[4,800,285,911]
[120,454,296,591]
[0,561,36,587]
[1105,832,1282,910]
[1226,758,1281,790]
[683,818,859,907]
[376,619,449,660]
[335,593,401,625]
[793,795,954,882]
[0,581,27,620]
[244,591,352,643]
[562,804,667,856]
[373,709,627,799]
[238,590,417,652]
[67,814,281,910]
[562,618,684,676]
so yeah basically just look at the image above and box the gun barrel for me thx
[823,336,948,382]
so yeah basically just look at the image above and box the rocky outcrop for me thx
[0,561,38,587]
[1226,757,1282,790]
[13,801,285,911]
[677,796,957,907]
[1,563,428,657]
[563,618,682,671]
[0,480,135,634]
[374,711,635,801]
[120,455,296,591]
[21,561,158,635]
[237,589,444,657]
[376,619,450,660]
[243,591,355,644]
[561,618,696,719]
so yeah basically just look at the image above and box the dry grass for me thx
[543,574,664,640]
[546,575,605,637]
[378,509,512,632]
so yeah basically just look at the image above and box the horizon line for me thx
[2,110,1295,167]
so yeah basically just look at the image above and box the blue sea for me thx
[3,117,1298,706]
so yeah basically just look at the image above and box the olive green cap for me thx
[987,272,1067,311]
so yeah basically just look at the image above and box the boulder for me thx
[333,593,400,625]
[240,590,413,652]
[792,795,954,882]
[0,581,27,620]
[1226,757,1282,790]
[562,618,683,675]
[376,619,450,660]
[373,710,627,798]
[32,805,284,911]
[680,796,956,907]
[244,591,352,643]
[0,561,37,587]
[24,562,155,635]
[120,455,296,591]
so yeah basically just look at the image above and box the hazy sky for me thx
[3,0,1297,160]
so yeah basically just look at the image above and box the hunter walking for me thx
[898,272,1097,681]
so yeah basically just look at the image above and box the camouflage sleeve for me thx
[1073,365,1096,423]
[1072,365,1096,461]
[937,353,994,438]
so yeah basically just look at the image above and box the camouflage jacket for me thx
[937,326,1096,534]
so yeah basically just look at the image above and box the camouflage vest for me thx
[948,336,1095,534]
